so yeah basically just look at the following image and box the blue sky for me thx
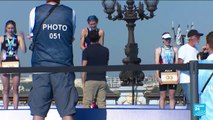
[0,1,212,76]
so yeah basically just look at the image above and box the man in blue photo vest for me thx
[28,0,78,120]
[198,31,213,120]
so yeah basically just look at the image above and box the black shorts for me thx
[3,56,19,61]
[28,72,78,117]
[159,84,177,91]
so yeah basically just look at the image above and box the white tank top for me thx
[160,46,175,64]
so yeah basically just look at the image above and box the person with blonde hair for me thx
[0,20,26,109]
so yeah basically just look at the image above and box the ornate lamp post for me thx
[102,0,159,104]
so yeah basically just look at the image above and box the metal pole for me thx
[132,80,135,105]
[189,61,199,120]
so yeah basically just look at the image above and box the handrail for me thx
[0,61,212,120]
[0,63,212,74]
[0,64,190,73]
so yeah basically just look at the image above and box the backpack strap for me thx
[35,4,59,39]
[201,72,213,93]
[30,4,59,51]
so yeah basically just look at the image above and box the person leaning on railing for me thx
[0,20,27,109]
[198,31,213,120]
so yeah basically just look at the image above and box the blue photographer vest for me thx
[32,4,74,67]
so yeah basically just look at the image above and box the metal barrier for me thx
[0,61,213,120]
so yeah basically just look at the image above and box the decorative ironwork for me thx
[102,0,159,86]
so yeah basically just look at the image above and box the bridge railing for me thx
[0,61,212,120]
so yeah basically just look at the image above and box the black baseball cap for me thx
[187,29,203,38]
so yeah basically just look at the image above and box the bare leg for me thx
[169,89,176,109]
[33,116,44,120]
[12,75,20,109]
[63,116,74,120]
[159,91,166,109]
[1,74,10,109]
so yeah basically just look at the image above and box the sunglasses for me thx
[164,38,171,40]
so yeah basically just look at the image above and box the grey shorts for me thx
[28,72,78,118]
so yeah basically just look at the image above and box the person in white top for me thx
[178,29,203,108]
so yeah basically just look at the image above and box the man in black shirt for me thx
[82,30,109,108]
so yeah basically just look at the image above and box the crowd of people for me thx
[155,30,213,120]
[0,0,212,120]
[155,29,206,109]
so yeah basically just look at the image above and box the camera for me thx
[197,52,209,60]
[29,43,34,51]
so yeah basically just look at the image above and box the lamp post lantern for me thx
[102,0,159,104]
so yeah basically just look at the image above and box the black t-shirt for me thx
[82,44,109,81]
[84,28,99,47]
